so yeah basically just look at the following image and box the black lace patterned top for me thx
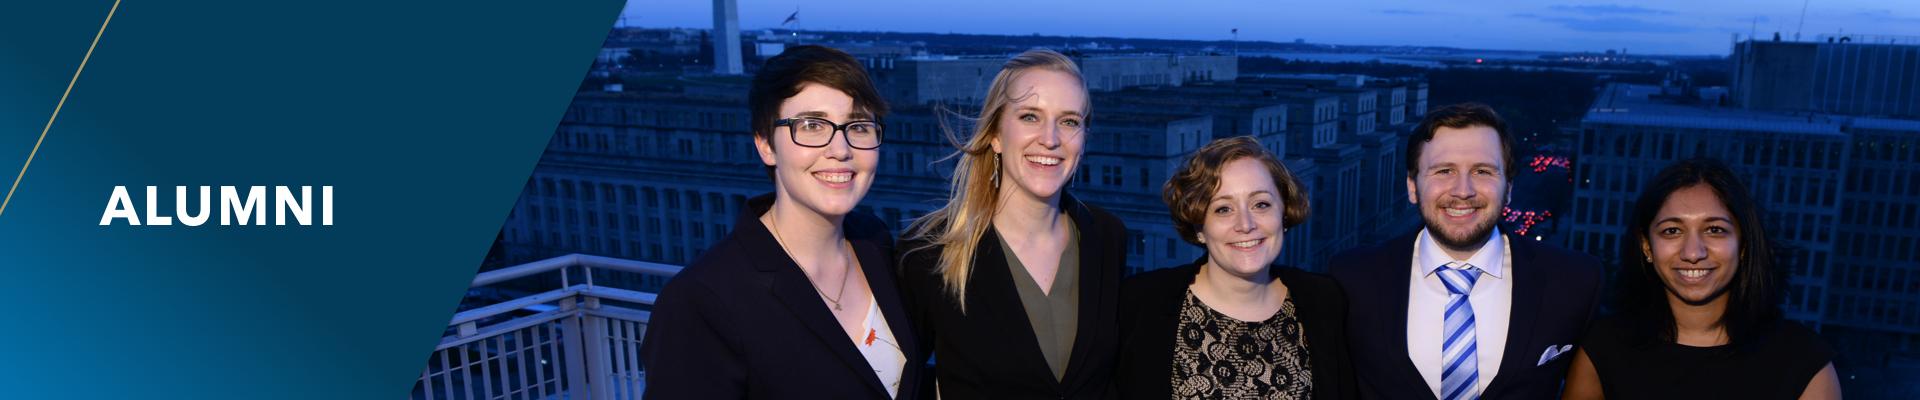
[1170,289,1313,399]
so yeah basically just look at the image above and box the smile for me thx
[812,171,853,184]
[1024,155,1063,166]
[1228,238,1264,249]
[1675,268,1714,283]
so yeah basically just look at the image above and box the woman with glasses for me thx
[641,45,922,399]
[1561,158,1840,399]
[898,48,1128,399]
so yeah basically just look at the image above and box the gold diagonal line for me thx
[0,0,121,218]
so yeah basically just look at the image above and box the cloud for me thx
[1548,4,1674,16]
[1512,13,1694,33]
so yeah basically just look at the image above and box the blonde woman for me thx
[898,49,1127,399]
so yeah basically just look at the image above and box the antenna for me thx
[1795,0,1809,41]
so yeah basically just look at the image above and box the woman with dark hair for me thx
[1563,158,1839,399]
[640,45,920,399]
[1116,136,1355,399]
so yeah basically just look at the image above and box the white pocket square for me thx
[1537,344,1573,366]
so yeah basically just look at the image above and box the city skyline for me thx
[628,0,1920,56]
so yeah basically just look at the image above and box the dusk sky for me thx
[626,0,1920,55]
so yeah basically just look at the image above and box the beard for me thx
[1422,207,1500,251]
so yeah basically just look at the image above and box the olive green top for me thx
[998,218,1081,382]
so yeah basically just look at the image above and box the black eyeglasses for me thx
[775,117,883,150]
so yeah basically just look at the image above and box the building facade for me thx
[1732,37,1920,118]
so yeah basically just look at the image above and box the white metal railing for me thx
[412,254,683,400]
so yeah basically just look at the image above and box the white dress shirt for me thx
[857,293,907,398]
[1407,227,1511,398]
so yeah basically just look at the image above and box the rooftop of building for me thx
[1584,83,1847,136]
[1850,117,1920,132]
[1100,87,1287,109]
[1092,109,1209,125]
[1740,34,1920,48]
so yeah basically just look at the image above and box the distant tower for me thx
[711,0,743,75]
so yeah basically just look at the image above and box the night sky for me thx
[628,0,1920,55]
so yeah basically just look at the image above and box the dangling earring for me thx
[991,153,1001,189]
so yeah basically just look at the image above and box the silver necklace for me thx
[767,212,853,311]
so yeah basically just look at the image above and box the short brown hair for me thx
[1407,102,1514,180]
[747,45,889,180]
[1163,136,1309,245]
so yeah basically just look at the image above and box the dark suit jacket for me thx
[1328,230,1602,400]
[896,193,1126,400]
[640,193,923,399]
[1116,258,1358,399]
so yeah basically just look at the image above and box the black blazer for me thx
[896,193,1126,400]
[1328,230,1603,400]
[1116,258,1358,399]
[640,193,923,399]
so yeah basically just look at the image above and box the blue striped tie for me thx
[1438,262,1481,400]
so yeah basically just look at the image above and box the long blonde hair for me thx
[905,49,1089,311]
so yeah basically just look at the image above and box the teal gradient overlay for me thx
[0,0,624,398]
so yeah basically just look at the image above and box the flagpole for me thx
[1231,28,1239,56]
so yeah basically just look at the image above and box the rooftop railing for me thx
[411,254,681,400]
